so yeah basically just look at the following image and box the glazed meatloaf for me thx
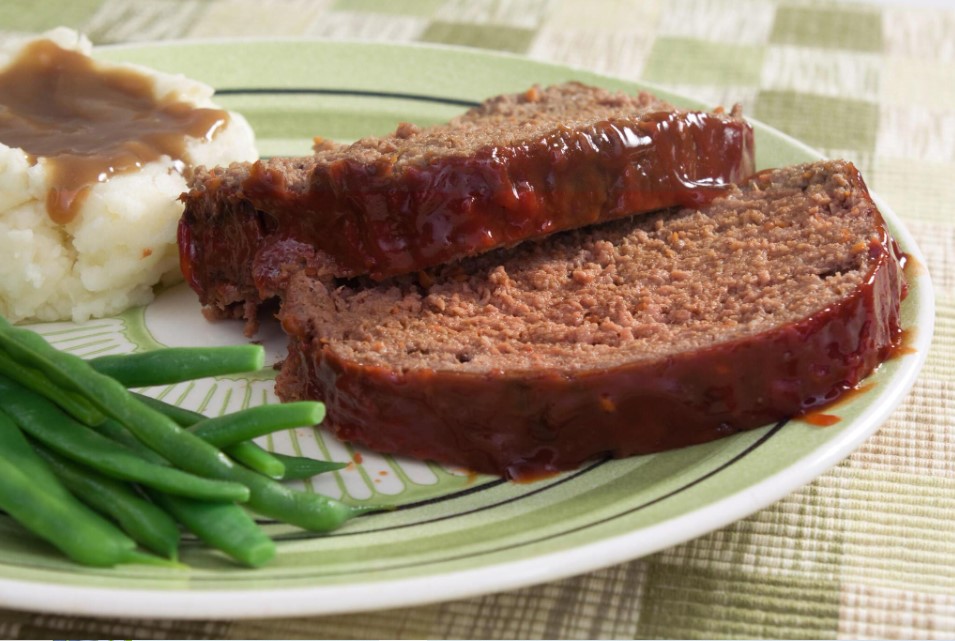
[275,160,905,479]
[179,82,754,325]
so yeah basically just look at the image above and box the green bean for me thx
[0,349,104,426]
[273,453,348,481]
[191,402,325,448]
[0,377,249,503]
[133,393,286,479]
[0,319,369,532]
[131,392,205,426]
[34,445,181,560]
[0,411,73,502]
[89,345,265,387]
[94,414,371,531]
[224,456,373,529]
[0,414,169,567]
[92,418,174,465]
[0,319,252,492]
[225,441,286,479]
[150,493,275,567]
[92,418,275,567]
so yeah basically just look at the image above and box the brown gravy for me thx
[0,38,228,224]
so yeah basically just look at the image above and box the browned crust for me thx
[178,82,754,329]
[274,161,904,478]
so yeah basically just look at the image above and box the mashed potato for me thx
[0,28,257,323]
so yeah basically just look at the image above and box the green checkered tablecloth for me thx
[1,0,953,638]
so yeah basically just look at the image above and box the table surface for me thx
[2,0,954,638]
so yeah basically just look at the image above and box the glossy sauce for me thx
[180,105,754,308]
[802,413,841,427]
[900,251,922,279]
[799,382,878,427]
[0,38,228,224]
[285,111,753,281]
[794,225,915,432]
[890,328,918,358]
[275,163,908,479]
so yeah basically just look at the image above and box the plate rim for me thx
[0,36,936,619]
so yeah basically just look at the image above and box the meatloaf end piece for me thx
[179,81,754,326]
[275,160,905,479]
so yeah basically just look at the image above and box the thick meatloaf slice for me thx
[275,160,905,479]
[178,81,754,325]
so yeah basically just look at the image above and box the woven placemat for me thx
[1,0,952,637]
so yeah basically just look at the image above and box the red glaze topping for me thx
[275,167,905,480]
[179,109,754,316]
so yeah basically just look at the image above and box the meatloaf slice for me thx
[275,160,905,479]
[179,82,754,325]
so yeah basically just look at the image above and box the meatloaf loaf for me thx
[178,82,754,326]
[275,160,905,479]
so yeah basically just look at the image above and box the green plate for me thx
[0,39,934,619]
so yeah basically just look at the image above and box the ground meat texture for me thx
[275,160,905,479]
[178,82,754,327]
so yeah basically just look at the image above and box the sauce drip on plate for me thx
[0,38,228,224]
